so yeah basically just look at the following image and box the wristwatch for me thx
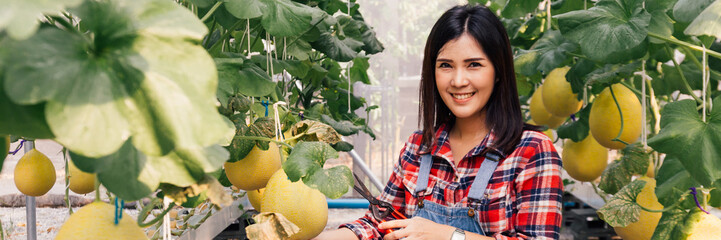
[450,228,466,240]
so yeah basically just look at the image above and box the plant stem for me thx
[591,182,609,203]
[94,175,101,202]
[609,86,631,146]
[648,32,721,60]
[232,135,294,149]
[209,20,245,53]
[137,198,176,227]
[199,1,223,22]
[638,191,688,213]
[663,45,704,104]
[63,149,73,215]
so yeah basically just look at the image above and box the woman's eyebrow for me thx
[435,57,485,62]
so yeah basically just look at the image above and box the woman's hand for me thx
[378,217,455,240]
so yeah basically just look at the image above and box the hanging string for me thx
[641,61,648,148]
[9,139,25,155]
[702,44,709,122]
[273,102,287,141]
[690,187,711,214]
[246,19,251,57]
[347,61,352,113]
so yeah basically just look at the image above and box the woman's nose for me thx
[450,70,469,87]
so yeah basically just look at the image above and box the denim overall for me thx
[413,151,502,236]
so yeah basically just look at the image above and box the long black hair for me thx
[418,4,534,156]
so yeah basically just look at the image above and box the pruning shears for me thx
[352,173,407,234]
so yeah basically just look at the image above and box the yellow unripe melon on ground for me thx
[613,177,663,240]
[562,134,608,182]
[55,201,148,240]
[262,169,328,240]
[247,188,265,211]
[683,210,721,240]
[589,83,642,149]
[68,160,97,194]
[14,149,55,196]
[542,67,582,118]
[224,143,281,190]
[530,85,566,129]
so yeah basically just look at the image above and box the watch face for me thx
[451,228,465,240]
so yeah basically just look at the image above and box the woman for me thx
[316,4,563,240]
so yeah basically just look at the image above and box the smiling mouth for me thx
[451,92,475,100]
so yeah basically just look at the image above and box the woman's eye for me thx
[469,62,482,67]
[438,62,451,68]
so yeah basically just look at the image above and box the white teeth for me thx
[452,93,474,100]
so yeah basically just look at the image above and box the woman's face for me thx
[435,33,495,121]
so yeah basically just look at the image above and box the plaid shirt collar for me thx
[417,123,505,162]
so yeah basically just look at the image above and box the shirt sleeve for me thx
[503,134,564,240]
[339,134,419,240]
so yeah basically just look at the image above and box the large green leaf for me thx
[654,156,697,209]
[282,141,352,198]
[556,0,651,62]
[321,114,363,136]
[566,59,598,95]
[673,0,715,22]
[599,160,633,195]
[311,31,358,62]
[217,60,276,98]
[646,0,678,13]
[261,0,323,37]
[597,179,645,227]
[226,0,267,19]
[501,0,543,18]
[5,0,232,158]
[514,30,577,76]
[654,62,704,96]
[584,62,641,87]
[0,74,54,138]
[649,10,675,44]
[599,144,649,194]
[648,96,721,186]
[0,0,83,40]
[350,57,371,84]
[250,55,311,77]
[288,120,342,144]
[684,0,721,39]
[226,114,255,162]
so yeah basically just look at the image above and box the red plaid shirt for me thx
[340,124,563,239]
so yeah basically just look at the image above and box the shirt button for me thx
[418,200,424,208]
[468,208,475,217]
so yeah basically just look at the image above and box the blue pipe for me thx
[327,198,369,209]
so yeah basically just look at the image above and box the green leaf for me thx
[651,208,688,240]
[279,38,313,60]
[684,0,721,39]
[331,141,354,152]
[189,0,215,8]
[218,169,233,187]
[261,0,318,37]
[0,0,83,39]
[567,59,598,95]
[6,0,233,159]
[645,0,678,13]
[283,141,339,181]
[654,156,698,209]
[620,143,650,175]
[321,114,363,136]
[501,0,543,18]
[250,55,311,77]
[649,10,675,44]
[597,179,646,227]
[551,0,593,15]
[673,0,715,22]
[70,140,160,201]
[225,0,267,19]
[557,104,591,142]
[360,25,384,54]
[217,61,276,97]
[0,76,54,138]
[648,96,721,186]
[599,160,633,194]
[303,165,353,199]
[585,62,641,87]
[226,114,254,162]
[556,0,651,62]
[599,143,649,194]
[289,120,341,144]
[513,30,577,76]
[311,31,358,62]
[350,57,371,84]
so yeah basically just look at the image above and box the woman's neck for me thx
[450,111,489,142]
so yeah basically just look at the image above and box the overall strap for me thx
[415,154,433,196]
[467,151,502,201]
